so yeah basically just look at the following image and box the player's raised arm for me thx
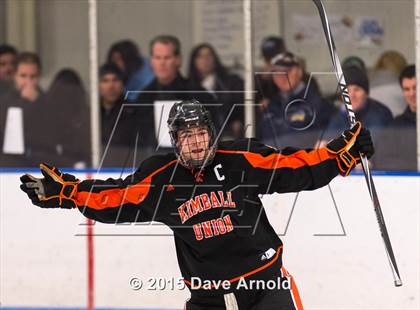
[244,122,374,194]
[19,157,175,224]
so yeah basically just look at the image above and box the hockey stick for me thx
[312,0,402,287]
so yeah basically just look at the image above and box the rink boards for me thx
[1,170,418,310]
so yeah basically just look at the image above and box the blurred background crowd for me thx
[0,1,417,171]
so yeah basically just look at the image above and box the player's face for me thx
[0,53,17,81]
[99,74,124,104]
[195,47,215,77]
[151,42,181,85]
[177,126,210,164]
[14,63,39,90]
[401,77,416,112]
[348,84,368,111]
[272,65,302,93]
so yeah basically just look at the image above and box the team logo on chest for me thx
[177,191,236,224]
[177,191,237,241]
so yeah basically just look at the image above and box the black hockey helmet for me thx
[167,100,217,169]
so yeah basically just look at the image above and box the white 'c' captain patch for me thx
[214,164,225,181]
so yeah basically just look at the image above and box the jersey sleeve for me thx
[74,156,176,224]
[222,139,341,194]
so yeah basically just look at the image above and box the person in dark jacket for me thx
[133,35,215,155]
[260,52,334,149]
[394,65,417,127]
[99,63,139,166]
[188,43,244,139]
[20,100,374,310]
[374,65,417,171]
[0,52,44,167]
[39,69,91,167]
[0,44,18,93]
[323,66,393,143]
[255,36,287,103]
[0,44,17,83]
[107,40,154,102]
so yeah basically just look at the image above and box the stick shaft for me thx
[312,0,402,287]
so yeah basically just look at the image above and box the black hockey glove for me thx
[326,122,374,176]
[20,163,79,209]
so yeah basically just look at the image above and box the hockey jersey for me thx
[74,138,340,293]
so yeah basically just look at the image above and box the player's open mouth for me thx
[192,148,204,154]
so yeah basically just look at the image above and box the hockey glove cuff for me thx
[20,163,80,209]
[326,122,374,176]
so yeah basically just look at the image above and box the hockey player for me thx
[20,100,373,309]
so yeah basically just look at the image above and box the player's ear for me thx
[175,133,182,147]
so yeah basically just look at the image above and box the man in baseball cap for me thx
[260,51,333,148]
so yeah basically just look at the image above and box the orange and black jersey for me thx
[75,138,340,291]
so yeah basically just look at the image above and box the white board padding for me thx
[2,107,25,155]
[1,173,419,309]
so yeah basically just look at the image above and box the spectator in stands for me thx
[0,52,44,166]
[256,37,320,108]
[370,50,408,117]
[40,69,91,167]
[12,52,43,102]
[374,65,417,171]
[134,35,215,154]
[188,43,244,139]
[99,64,136,147]
[98,63,139,166]
[342,55,367,73]
[324,55,368,105]
[396,65,417,126]
[0,44,17,92]
[323,66,393,142]
[100,63,125,135]
[107,40,154,102]
[259,52,333,149]
[255,36,287,102]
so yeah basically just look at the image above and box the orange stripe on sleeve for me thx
[75,160,177,210]
[217,148,335,170]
